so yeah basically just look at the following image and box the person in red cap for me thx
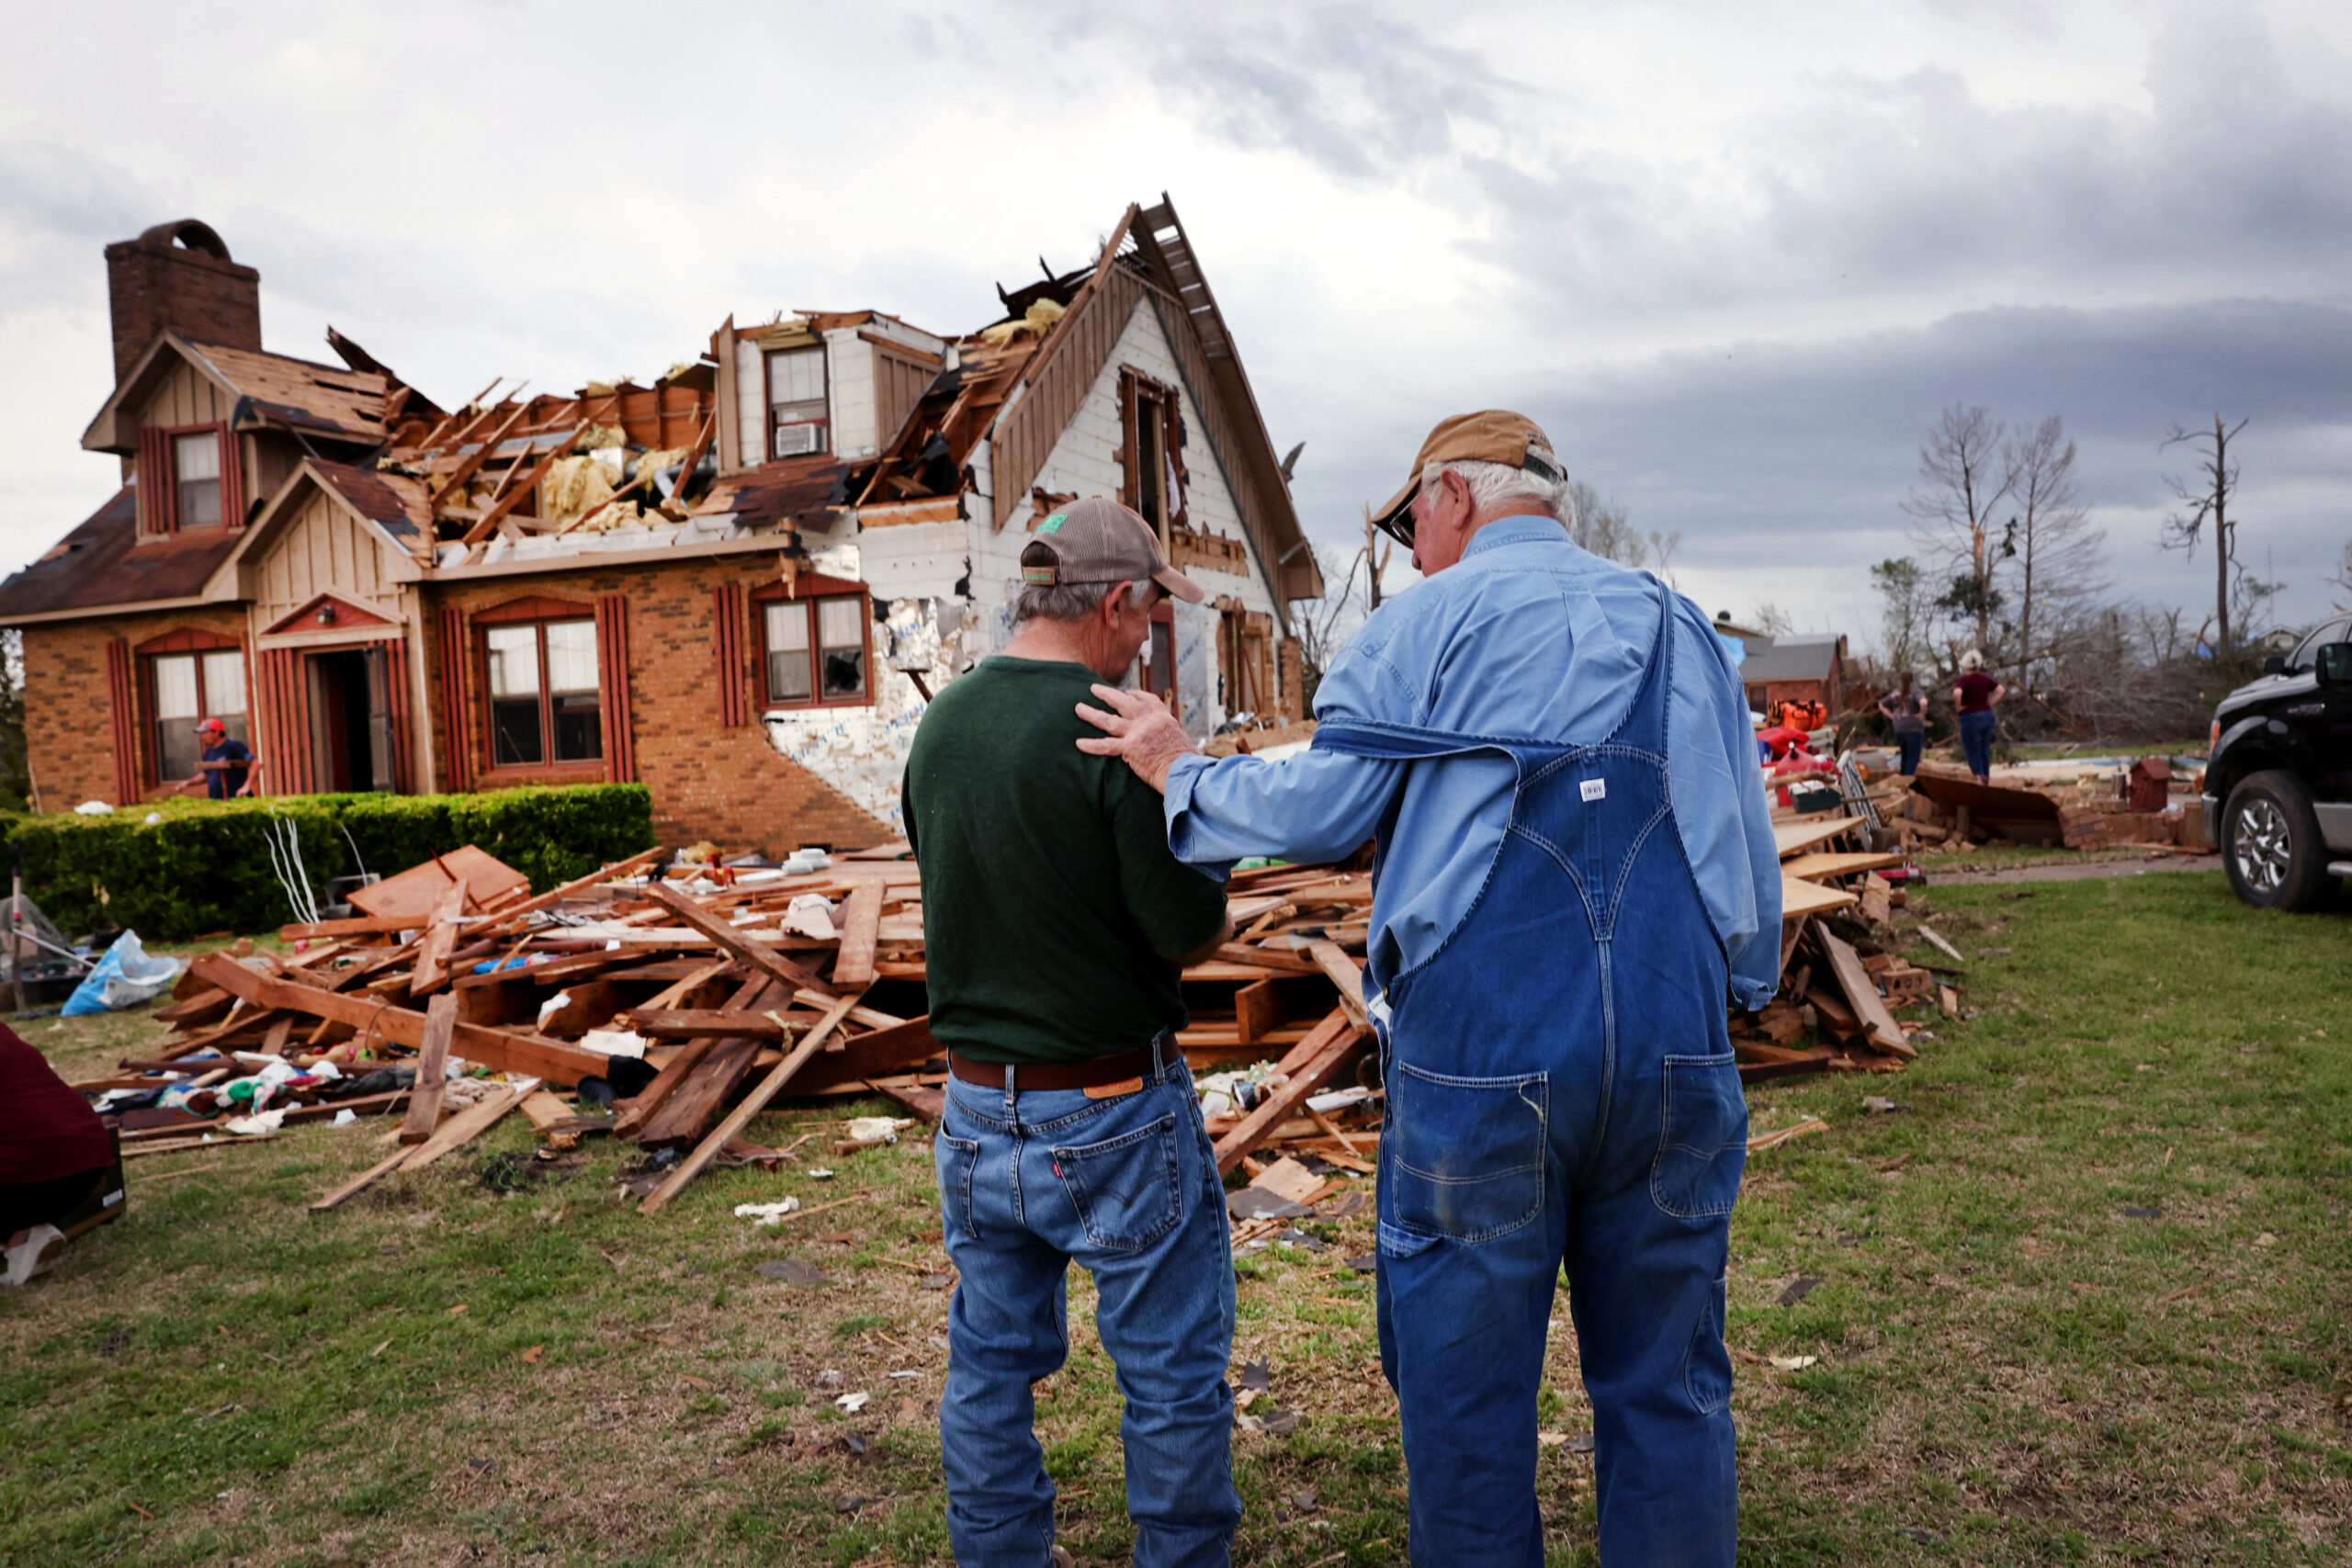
[183,717,258,799]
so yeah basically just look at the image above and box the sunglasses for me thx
[1373,500,1417,551]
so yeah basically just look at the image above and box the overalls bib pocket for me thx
[1650,1052,1747,1219]
[1053,1113,1183,1250]
[1388,1062,1547,1243]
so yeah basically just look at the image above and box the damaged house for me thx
[0,200,1321,852]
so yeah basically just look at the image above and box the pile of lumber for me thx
[89,841,1379,1210]
[1734,812,1960,1080]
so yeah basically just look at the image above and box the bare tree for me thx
[2334,540,2352,604]
[2004,415,2106,688]
[2159,414,2250,657]
[1565,478,1680,581]
[1902,403,2017,660]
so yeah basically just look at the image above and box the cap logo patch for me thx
[1038,513,1068,533]
[1022,566,1058,584]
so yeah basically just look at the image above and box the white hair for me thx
[1959,648,1984,671]
[1419,457,1574,525]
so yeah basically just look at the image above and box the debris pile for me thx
[77,840,1379,1210]
[1731,810,1959,1079]
[1873,758,2208,853]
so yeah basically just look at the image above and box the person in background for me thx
[184,717,258,799]
[1879,671,1928,776]
[1951,651,2005,784]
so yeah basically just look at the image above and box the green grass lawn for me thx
[4,871,2347,1566]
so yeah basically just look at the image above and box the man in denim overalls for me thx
[1078,413,1782,1566]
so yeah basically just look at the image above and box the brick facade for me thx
[427,558,892,855]
[24,605,253,809]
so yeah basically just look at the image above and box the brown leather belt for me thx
[947,1040,1177,1092]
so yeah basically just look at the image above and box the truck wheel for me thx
[2222,771,2330,910]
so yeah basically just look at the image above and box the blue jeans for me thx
[934,1046,1240,1568]
[1959,710,1996,777]
[1896,730,1923,775]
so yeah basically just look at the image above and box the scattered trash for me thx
[61,931,182,1017]
[1861,1096,1900,1114]
[1769,1354,1819,1371]
[834,1392,869,1414]
[1777,1277,1822,1307]
[734,1200,802,1225]
[757,1258,827,1286]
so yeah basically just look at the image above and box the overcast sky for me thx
[4,0,2346,647]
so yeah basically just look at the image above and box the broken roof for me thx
[854,196,1321,608]
[0,485,236,619]
[82,333,396,455]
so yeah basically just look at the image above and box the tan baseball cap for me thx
[1368,410,1564,545]
[1022,496,1205,604]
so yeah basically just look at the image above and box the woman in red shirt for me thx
[1951,649,2006,784]
[2,1022,119,1284]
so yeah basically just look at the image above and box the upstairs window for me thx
[1136,600,1180,716]
[761,592,870,708]
[1118,368,1185,547]
[485,618,602,765]
[148,647,246,783]
[174,433,222,526]
[766,345,829,458]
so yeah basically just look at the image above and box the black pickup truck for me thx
[2205,615,2352,909]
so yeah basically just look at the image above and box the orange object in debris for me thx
[1778,699,1827,733]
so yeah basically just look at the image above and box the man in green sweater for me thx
[902,496,1238,1568]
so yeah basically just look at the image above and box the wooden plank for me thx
[636,959,735,1011]
[1207,942,1318,976]
[630,1009,813,1040]
[1781,876,1860,921]
[311,1146,413,1208]
[1234,977,1283,1045]
[786,1014,944,1093]
[409,880,469,995]
[1211,1010,1367,1176]
[401,1077,540,1171]
[468,848,667,942]
[398,993,458,1145]
[1781,851,1905,883]
[1306,941,1368,1029]
[349,847,528,923]
[518,1089,574,1132]
[612,1038,718,1139]
[642,882,835,996]
[637,989,867,1217]
[831,880,884,987]
[189,953,606,1084]
[1773,817,1863,859]
[1815,929,1917,1060]
[637,1036,765,1149]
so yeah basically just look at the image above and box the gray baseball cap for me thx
[1021,496,1205,604]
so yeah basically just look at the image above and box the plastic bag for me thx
[60,931,184,1017]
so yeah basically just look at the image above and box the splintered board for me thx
[1773,817,1864,860]
[1781,876,1860,921]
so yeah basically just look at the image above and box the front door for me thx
[305,647,395,793]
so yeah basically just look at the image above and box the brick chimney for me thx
[103,220,261,384]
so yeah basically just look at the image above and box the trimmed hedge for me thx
[3,784,655,942]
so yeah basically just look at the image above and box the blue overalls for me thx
[1314,582,1747,1567]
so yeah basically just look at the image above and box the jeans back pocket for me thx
[934,1132,981,1241]
[1053,1113,1182,1251]
[1651,1052,1747,1219]
[1388,1063,1546,1243]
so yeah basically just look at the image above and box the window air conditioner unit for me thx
[773,423,826,458]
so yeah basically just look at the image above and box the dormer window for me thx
[174,432,222,526]
[766,346,828,458]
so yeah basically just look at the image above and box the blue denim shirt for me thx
[1165,515,1784,1010]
